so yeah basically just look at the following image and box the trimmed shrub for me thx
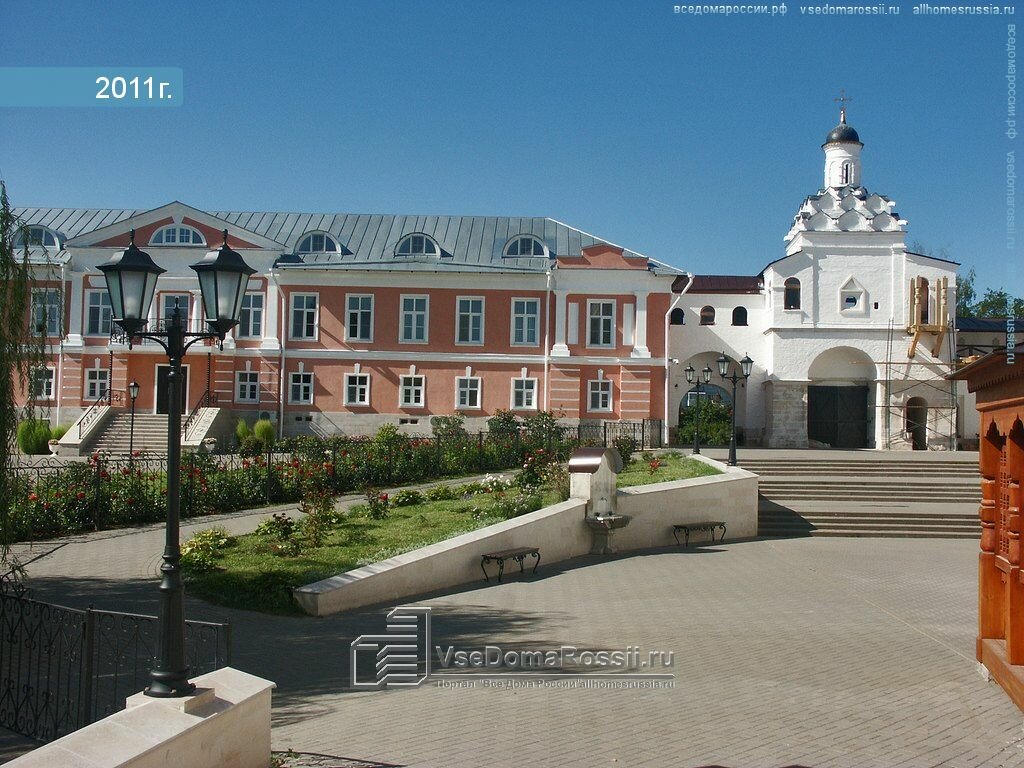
[49,424,69,441]
[17,419,51,454]
[235,419,251,445]
[253,419,275,449]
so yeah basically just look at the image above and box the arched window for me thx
[396,233,439,257]
[699,306,715,325]
[784,278,801,310]
[669,308,685,326]
[731,306,748,326]
[841,162,851,185]
[150,225,205,245]
[14,226,59,248]
[504,235,546,257]
[919,277,930,324]
[297,232,341,253]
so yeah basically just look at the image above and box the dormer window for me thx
[396,233,439,257]
[504,235,546,257]
[297,232,341,254]
[150,225,205,245]
[14,226,59,249]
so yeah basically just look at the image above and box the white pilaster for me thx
[262,278,281,351]
[65,271,84,348]
[631,291,650,358]
[551,290,569,357]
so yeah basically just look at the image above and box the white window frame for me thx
[344,373,371,406]
[511,377,537,410]
[31,367,55,400]
[150,225,205,246]
[85,290,112,336]
[289,293,319,341]
[86,367,109,401]
[455,296,485,346]
[399,294,429,344]
[160,293,191,324]
[345,294,374,343]
[503,235,547,257]
[288,371,314,404]
[587,300,615,348]
[237,293,264,338]
[235,371,259,403]
[455,376,482,410]
[31,288,61,336]
[400,375,425,408]
[588,379,613,413]
[16,226,59,249]
[510,298,540,347]
[296,232,341,254]
[396,233,440,257]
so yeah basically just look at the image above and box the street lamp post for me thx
[683,364,714,455]
[100,228,255,698]
[717,352,754,467]
[128,379,140,457]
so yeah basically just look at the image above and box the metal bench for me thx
[481,547,540,582]
[673,521,727,547]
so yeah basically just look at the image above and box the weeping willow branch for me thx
[0,181,51,570]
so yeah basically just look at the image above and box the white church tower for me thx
[822,104,863,188]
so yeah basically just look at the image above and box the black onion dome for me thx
[824,112,861,145]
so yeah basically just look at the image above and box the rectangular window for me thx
[345,373,370,406]
[236,371,259,403]
[400,295,429,343]
[86,368,109,401]
[456,297,484,344]
[511,299,539,346]
[31,368,54,400]
[290,294,318,340]
[588,380,612,412]
[511,378,537,410]
[346,294,374,342]
[160,293,190,325]
[237,294,264,338]
[400,375,425,407]
[456,377,481,409]
[31,288,61,336]
[289,372,314,404]
[86,291,112,336]
[588,301,615,347]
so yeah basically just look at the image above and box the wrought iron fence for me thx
[0,585,230,743]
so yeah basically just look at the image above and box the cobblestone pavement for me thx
[9,523,1024,767]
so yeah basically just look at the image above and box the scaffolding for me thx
[882,276,958,450]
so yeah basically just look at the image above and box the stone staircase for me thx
[748,455,981,539]
[85,412,190,455]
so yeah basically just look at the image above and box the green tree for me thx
[0,181,50,572]
[956,268,977,318]
[974,288,1024,319]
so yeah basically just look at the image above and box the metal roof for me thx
[14,206,684,276]
[956,317,1009,332]
[673,274,763,294]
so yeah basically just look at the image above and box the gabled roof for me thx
[14,205,683,276]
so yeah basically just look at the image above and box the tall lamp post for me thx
[100,228,255,698]
[717,352,754,467]
[683,364,713,455]
[128,379,140,457]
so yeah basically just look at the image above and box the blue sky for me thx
[1,1,1019,297]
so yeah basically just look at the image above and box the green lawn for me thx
[184,453,718,614]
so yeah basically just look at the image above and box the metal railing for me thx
[0,583,230,743]
[183,389,216,442]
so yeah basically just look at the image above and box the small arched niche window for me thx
[699,306,715,325]
[669,308,685,326]
[918,277,930,324]
[150,225,205,245]
[14,226,60,249]
[504,235,546,257]
[784,278,801,310]
[841,162,851,185]
[732,306,748,326]
[297,232,341,254]
[396,233,439,257]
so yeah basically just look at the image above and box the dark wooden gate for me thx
[807,385,869,449]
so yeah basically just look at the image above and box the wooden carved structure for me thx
[950,351,1024,709]
[908,275,949,358]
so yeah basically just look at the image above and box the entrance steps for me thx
[84,412,190,455]
[745,454,981,539]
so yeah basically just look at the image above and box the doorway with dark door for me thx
[807,385,869,449]
[905,397,928,450]
[155,365,189,414]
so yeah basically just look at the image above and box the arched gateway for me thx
[806,347,876,449]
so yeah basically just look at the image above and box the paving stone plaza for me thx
[4,489,1023,767]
